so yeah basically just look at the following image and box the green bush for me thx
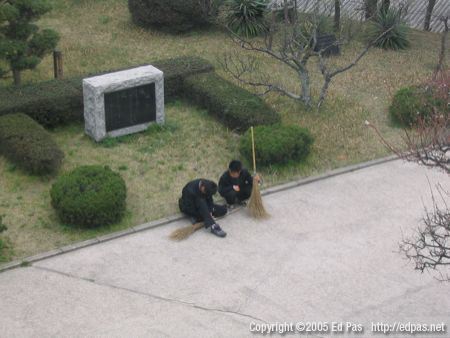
[0,77,84,128]
[224,0,269,38]
[366,7,410,50]
[389,86,448,127]
[50,165,127,228]
[183,72,280,132]
[0,56,214,128]
[0,113,64,175]
[128,0,219,33]
[0,215,10,263]
[240,124,313,166]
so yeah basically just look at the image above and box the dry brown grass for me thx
[0,0,446,261]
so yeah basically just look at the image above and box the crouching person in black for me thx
[219,160,253,206]
[179,179,228,238]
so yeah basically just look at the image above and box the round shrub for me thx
[389,86,447,127]
[239,124,314,167]
[128,0,218,33]
[0,113,64,175]
[50,166,127,228]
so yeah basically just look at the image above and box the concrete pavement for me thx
[1,159,449,337]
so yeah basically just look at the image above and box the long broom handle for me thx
[251,126,256,174]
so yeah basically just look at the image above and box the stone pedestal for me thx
[83,65,164,142]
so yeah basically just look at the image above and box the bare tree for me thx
[366,70,450,281]
[222,0,393,108]
[400,186,450,281]
[424,0,437,31]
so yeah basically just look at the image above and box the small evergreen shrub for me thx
[0,215,10,263]
[239,124,313,166]
[224,0,269,38]
[50,166,127,228]
[389,85,448,127]
[0,56,214,127]
[0,113,64,175]
[183,72,280,132]
[366,7,410,50]
[128,0,218,33]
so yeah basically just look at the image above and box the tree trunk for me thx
[268,11,276,50]
[13,69,21,86]
[318,76,331,108]
[424,0,437,31]
[364,0,377,20]
[435,17,448,75]
[381,0,390,13]
[299,70,312,107]
[334,0,341,32]
[283,0,290,25]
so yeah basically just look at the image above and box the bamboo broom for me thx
[247,126,269,219]
[169,222,204,241]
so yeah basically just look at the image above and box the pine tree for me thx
[0,0,59,85]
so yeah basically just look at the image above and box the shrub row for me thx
[128,0,217,33]
[183,72,280,132]
[0,56,214,128]
[239,124,314,166]
[50,165,127,228]
[0,113,64,175]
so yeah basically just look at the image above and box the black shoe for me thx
[210,223,227,238]
[237,199,247,206]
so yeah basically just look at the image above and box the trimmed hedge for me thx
[128,0,216,33]
[50,165,127,228]
[0,56,214,128]
[389,86,448,127]
[239,124,313,166]
[153,56,214,100]
[183,72,280,132]
[0,113,64,175]
[0,78,84,128]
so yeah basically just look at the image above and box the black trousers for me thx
[221,188,252,205]
[179,198,227,227]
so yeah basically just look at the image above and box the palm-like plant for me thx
[225,0,269,38]
[366,7,410,50]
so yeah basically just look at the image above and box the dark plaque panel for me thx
[313,34,340,57]
[104,83,156,132]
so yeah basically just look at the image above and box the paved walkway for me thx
[1,160,449,337]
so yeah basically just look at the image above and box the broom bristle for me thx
[248,176,269,219]
[169,222,204,241]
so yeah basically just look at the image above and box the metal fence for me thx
[269,0,450,32]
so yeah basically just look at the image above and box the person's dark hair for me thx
[201,180,217,195]
[229,160,242,173]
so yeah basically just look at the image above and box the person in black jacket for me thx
[219,160,254,206]
[178,179,227,237]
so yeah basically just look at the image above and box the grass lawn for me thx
[0,0,447,262]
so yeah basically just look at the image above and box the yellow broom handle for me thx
[251,126,256,174]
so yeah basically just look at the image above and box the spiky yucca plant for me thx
[367,7,410,50]
[225,0,269,38]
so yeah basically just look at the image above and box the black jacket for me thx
[218,169,253,196]
[179,179,215,214]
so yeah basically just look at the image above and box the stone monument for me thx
[83,65,164,142]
